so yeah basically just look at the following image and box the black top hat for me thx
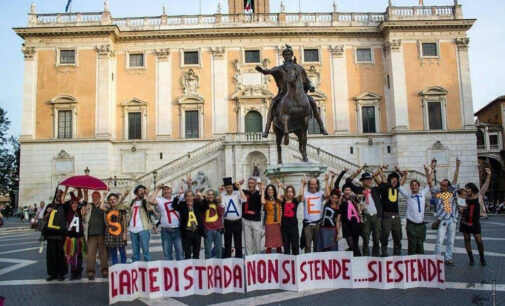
[387,172,400,182]
[134,185,146,195]
[359,172,373,181]
[223,177,233,186]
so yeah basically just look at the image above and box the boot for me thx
[480,255,487,266]
[76,268,82,280]
[70,270,77,281]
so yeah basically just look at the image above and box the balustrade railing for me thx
[27,5,459,29]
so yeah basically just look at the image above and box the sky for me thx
[0,0,504,137]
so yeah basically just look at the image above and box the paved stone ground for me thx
[0,216,503,306]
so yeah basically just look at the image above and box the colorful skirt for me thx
[64,236,87,258]
[265,223,283,248]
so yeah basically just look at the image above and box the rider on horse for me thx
[255,44,329,138]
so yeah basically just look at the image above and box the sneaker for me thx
[444,260,455,266]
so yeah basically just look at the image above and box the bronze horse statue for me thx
[272,63,311,164]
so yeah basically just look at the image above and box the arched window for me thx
[245,111,262,133]
[476,129,485,149]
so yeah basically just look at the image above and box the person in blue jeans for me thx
[428,158,460,266]
[125,185,154,262]
[105,191,129,265]
[149,184,184,261]
[202,189,224,259]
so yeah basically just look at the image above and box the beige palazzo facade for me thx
[15,0,478,205]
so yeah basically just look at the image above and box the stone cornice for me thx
[14,19,475,41]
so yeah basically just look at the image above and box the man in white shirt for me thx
[398,165,432,255]
[300,174,330,253]
[221,177,247,258]
[149,185,183,261]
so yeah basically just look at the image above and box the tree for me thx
[0,108,19,202]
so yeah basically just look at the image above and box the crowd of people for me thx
[37,159,489,282]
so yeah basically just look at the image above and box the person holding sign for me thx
[398,166,432,255]
[124,185,154,262]
[62,187,86,280]
[300,174,330,253]
[105,191,129,265]
[221,177,247,258]
[173,190,205,259]
[149,184,183,261]
[261,183,283,254]
[202,189,224,259]
[279,183,303,255]
[340,184,362,256]
[241,177,263,256]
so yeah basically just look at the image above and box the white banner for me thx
[109,253,445,304]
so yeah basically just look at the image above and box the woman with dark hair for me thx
[317,189,341,252]
[105,191,129,265]
[261,183,283,254]
[460,182,486,266]
[340,184,362,256]
[278,182,303,255]
[173,190,205,259]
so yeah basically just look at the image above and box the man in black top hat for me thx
[377,168,403,256]
[345,168,383,257]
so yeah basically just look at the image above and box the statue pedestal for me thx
[264,162,328,187]
[265,162,328,233]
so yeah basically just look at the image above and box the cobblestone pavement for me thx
[0,216,503,306]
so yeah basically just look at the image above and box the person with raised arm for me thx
[62,187,86,280]
[149,184,183,261]
[344,166,383,257]
[317,188,342,252]
[173,188,205,259]
[398,166,432,255]
[105,190,129,265]
[201,189,224,259]
[300,173,330,253]
[82,189,108,280]
[221,178,247,258]
[261,182,283,254]
[339,183,362,256]
[241,177,263,256]
[378,166,402,257]
[431,158,461,266]
[124,185,154,263]
[279,180,303,255]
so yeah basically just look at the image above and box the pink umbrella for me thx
[60,175,108,190]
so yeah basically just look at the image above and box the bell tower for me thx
[228,0,270,14]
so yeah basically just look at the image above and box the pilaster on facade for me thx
[20,45,37,141]
[211,47,228,135]
[385,38,409,132]
[156,48,172,139]
[95,44,116,139]
[329,45,350,134]
[455,37,475,130]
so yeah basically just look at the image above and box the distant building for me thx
[475,95,505,204]
[15,0,478,204]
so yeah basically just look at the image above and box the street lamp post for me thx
[84,167,90,175]
[432,158,437,184]
[153,170,158,188]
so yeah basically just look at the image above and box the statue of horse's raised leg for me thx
[282,114,290,145]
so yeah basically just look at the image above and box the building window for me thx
[57,110,72,139]
[245,50,260,63]
[184,51,199,65]
[421,43,438,57]
[489,134,499,149]
[185,110,199,138]
[128,112,142,140]
[308,107,321,135]
[476,130,485,150]
[362,106,376,133]
[304,49,319,63]
[60,50,75,64]
[129,53,144,68]
[356,48,372,63]
[245,111,262,133]
[428,102,443,130]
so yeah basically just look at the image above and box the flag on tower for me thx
[65,0,72,12]
[244,0,254,13]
